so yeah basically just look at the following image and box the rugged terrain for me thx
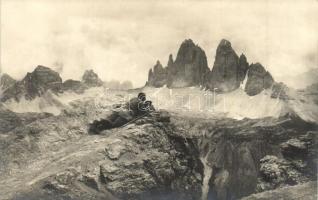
[0,87,317,200]
[0,38,317,200]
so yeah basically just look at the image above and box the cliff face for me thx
[206,40,249,92]
[168,39,210,87]
[146,39,209,88]
[147,61,167,87]
[172,115,317,200]
[245,63,274,96]
[146,39,276,96]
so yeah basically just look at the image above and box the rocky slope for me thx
[242,181,317,200]
[0,92,316,200]
[0,103,203,200]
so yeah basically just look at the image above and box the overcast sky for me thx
[1,0,317,87]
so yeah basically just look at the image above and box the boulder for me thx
[256,155,309,192]
[242,181,317,200]
[280,138,308,159]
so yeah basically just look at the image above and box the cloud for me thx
[1,0,317,87]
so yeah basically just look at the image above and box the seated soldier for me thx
[88,92,153,134]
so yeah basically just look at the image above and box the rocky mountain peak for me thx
[167,54,174,67]
[146,39,209,88]
[147,60,168,87]
[34,65,51,71]
[245,63,274,96]
[239,54,247,64]
[205,39,246,92]
[153,60,163,73]
[82,69,103,87]
[216,39,233,54]
[22,65,63,98]
[168,39,209,87]
[145,38,279,96]
[1,65,63,102]
[175,39,203,64]
[0,73,16,91]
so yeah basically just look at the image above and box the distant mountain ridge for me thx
[0,66,104,102]
[146,39,279,96]
[0,66,134,102]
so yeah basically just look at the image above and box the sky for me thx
[1,0,317,87]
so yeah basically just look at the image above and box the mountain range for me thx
[0,38,317,200]
[146,39,290,97]
[0,67,133,102]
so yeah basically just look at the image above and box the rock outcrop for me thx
[244,63,274,96]
[146,39,209,88]
[146,39,277,96]
[1,66,63,102]
[0,104,52,133]
[0,73,16,91]
[0,68,106,102]
[0,92,317,200]
[147,61,167,87]
[1,109,202,200]
[82,69,103,87]
[168,39,209,87]
[171,114,317,200]
[242,181,317,200]
[271,82,290,100]
[206,39,249,92]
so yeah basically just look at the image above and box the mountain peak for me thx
[167,54,174,67]
[0,73,16,91]
[34,65,51,71]
[245,63,274,96]
[82,69,103,87]
[216,39,235,55]
[1,65,63,102]
[181,39,195,46]
[219,39,231,47]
